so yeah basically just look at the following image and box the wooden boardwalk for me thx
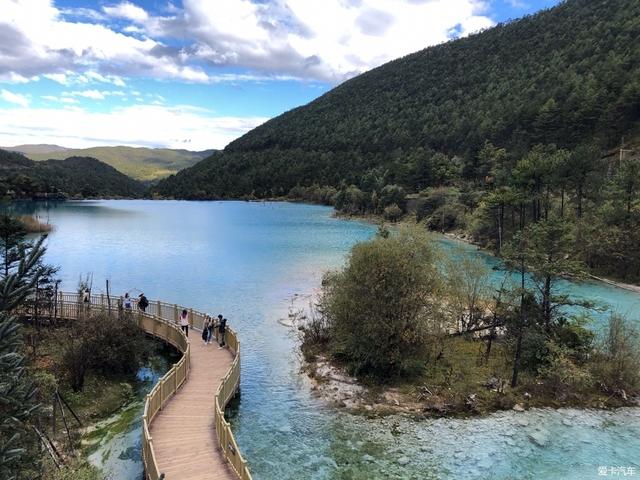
[150,337,236,480]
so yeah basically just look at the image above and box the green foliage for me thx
[0,149,146,199]
[0,224,53,478]
[538,341,594,399]
[59,312,149,392]
[319,227,443,381]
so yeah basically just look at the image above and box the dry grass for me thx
[19,215,53,233]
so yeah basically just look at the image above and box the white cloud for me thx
[173,0,495,82]
[0,104,268,150]
[103,2,149,23]
[64,89,127,100]
[0,89,30,107]
[0,0,496,85]
[41,95,78,104]
[0,72,32,84]
[43,73,70,85]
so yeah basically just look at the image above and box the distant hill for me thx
[0,149,146,198]
[154,0,640,198]
[8,144,69,154]
[6,145,213,183]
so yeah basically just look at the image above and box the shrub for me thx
[378,184,407,211]
[321,226,443,381]
[538,342,593,399]
[592,315,640,395]
[383,203,403,221]
[58,312,149,391]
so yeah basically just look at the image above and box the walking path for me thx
[150,339,235,479]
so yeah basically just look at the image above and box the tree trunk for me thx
[542,275,551,333]
[511,259,526,388]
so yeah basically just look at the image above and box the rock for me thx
[528,430,549,447]
[397,456,410,466]
[562,418,573,427]
[362,454,375,463]
[523,392,532,400]
[512,403,525,412]
[484,377,500,389]
[364,405,373,411]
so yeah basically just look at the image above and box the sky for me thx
[0,0,560,151]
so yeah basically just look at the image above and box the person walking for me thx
[138,293,149,313]
[179,309,189,337]
[218,315,227,348]
[207,316,214,344]
[202,315,211,345]
[123,292,132,310]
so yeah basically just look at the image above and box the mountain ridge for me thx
[4,145,213,183]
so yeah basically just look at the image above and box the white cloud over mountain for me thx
[0,103,267,150]
[0,0,494,84]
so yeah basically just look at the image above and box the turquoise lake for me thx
[17,200,640,480]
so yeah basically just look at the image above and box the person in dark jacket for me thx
[138,293,149,313]
[218,315,227,348]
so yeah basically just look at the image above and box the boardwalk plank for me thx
[150,339,236,480]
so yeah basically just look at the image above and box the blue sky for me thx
[0,0,560,150]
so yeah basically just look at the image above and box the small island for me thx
[298,226,640,417]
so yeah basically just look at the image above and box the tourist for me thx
[123,292,132,310]
[202,315,211,345]
[138,293,149,313]
[81,288,90,304]
[180,309,189,336]
[207,316,214,344]
[218,316,227,348]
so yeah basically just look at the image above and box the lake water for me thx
[17,200,640,480]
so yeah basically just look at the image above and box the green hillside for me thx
[155,0,640,198]
[11,146,212,183]
[0,149,146,198]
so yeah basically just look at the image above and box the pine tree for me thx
[0,231,49,479]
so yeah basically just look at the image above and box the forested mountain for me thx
[6,145,213,183]
[0,149,146,198]
[155,0,640,198]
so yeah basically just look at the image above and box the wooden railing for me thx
[50,292,251,480]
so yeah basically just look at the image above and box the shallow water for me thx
[18,200,640,479]
[84,350,177,479]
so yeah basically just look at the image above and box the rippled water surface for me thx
[19,200,640,480]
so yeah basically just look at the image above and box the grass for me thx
[18,215,53,233]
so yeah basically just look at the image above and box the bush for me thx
[383,203,403,221]
[592,315,640,395]
[378,184,407,211]
[59,312,149,391]
[298,301,332,362]
[538,342,593,399]
[321,226,443,381]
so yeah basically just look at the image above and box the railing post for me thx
[189,308,194,330]
[59,292,64,320]
[156,300,161,318]
[174,304,178,324]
